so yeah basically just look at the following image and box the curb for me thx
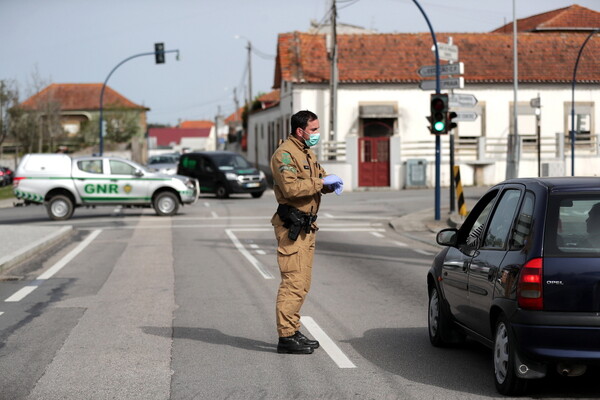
[0,226,74,274]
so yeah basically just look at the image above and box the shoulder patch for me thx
[282,152,292,165]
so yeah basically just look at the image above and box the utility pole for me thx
[506,0,519,179]
[247,41,253,106]
[329,0,338,159]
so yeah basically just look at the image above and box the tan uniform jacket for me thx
[270,135,333,227]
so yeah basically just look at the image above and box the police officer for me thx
[270,110,343,354]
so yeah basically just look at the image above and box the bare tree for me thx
[0,80,19,157]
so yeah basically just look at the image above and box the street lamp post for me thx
[98,47,180,156]
[570,28,599,176]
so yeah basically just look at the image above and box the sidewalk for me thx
[0,197,74,275]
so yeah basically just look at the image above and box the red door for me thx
[358,137,390,187]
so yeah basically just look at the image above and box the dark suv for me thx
[427,177,600,395]
[177,151,267,198]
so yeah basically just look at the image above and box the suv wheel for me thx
[47,195,74,221]
[215,184,229,199]
[154,192,179,216]
[493,315,527,395]
[251,191,264,199]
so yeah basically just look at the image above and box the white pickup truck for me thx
[13,154,199,220]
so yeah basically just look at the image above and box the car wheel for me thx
[154,192,179,216]
[428,285,452,347]
[493,315,527,396]
[215,184,229,199]
[46,195,74,221]
[251,191,264,199]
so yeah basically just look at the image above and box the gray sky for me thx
[1,0,598,125]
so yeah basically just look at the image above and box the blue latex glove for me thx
[323,174,342,187]
[333,182,343,195]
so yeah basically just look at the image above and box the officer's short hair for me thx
[291,110,318,133]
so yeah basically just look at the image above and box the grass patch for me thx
[0,185,15,200]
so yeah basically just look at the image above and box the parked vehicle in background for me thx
[177,151,267,199]
[145,153,180,175]
[13,153,198,220]
[427,177,600,396]
[0,166,14,186]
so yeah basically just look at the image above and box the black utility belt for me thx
[277,204,317,241]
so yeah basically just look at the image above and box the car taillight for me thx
[12,176,25,187]
[518,258,543,310]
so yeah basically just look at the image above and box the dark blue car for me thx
[427,177,600,395]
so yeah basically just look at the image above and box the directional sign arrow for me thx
[449,93,478,108]
[453,111,479,122]
[419,77,464,91]
[417,62,464,78]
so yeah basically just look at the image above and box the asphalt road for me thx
[1,188,599,399]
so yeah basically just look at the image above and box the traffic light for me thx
[447,111,458,132]
[154,42,165,64]
[430,93,449,134]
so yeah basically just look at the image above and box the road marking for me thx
[414,249,434,256]
[322,213,334,218]
[5,286,37,302]
[249,244,259,249]
[211,211,219,218]
[301,316,356,369]
[5,230,102,303]
[225,229,274,280]
[255,250,266,255]
[393,241,408,247]
[370,232,384,238]
[0,312,3,317]
[203,202,210,207]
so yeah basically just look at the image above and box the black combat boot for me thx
[294,331,320,349]
[277,334,314,354]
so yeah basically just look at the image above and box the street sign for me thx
[417,62,464,78]
[431,43,459,62]
[453,111,479,122]
[530,96,541,108]
[449,93,478,108]
[419,77,464,91]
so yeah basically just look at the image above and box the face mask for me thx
[302,130,320,147]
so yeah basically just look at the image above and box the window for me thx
[545,195,600,256]
[109,160,136,175]
[483,189,521,249]
[78,160,103,174]
[510,192,535,250]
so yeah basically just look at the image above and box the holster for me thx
[277,204,317,241]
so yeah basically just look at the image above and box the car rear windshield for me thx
[545,193,600,257]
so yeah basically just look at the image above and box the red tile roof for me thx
[493,5,600,33]
[179,120,214,128]
[149,128,211,147]
[275,31,600,85]
[21,83,148,111]
[225,107,244,123]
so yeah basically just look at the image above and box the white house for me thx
[247,5,600,190]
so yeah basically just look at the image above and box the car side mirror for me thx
[436,228,458,247]
[134,169,144,177]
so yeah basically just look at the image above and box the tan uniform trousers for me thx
[274,224,316,338]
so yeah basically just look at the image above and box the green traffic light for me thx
[433,121,445,132]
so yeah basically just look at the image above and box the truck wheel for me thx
[154,192,179,216]
[47,195,74,221]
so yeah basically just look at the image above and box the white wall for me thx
[248,81,600,188]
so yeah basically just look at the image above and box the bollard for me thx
[453,165,468,216]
